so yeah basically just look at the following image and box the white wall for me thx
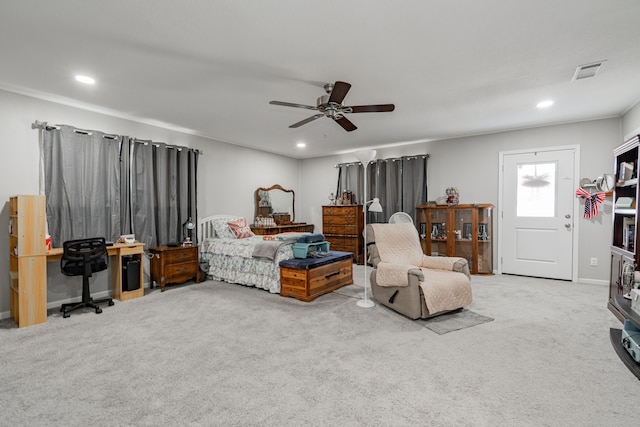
[0,89,301,316]
[623,100,640,140]
[300,118,621,284]
[2,86,638,319]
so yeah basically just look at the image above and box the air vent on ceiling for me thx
[572,61,605,81]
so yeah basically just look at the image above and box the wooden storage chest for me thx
[279,251,354,302]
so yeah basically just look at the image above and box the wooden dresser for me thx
[250,223,314,235]
[322,205,364,264]
[149,245,200,292]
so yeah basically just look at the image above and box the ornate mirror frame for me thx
[254,184,295,222]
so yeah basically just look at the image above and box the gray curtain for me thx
[128,141,198,247]
[335,163,360,203]
[370,158,402,223]
[335,154,428,223]
[43,125,198,249]
[43,125,121,247]
[401,155,429,220]
[120,136,132,235]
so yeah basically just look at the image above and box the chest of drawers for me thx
[322,205,364,264]
[149,245,200,292]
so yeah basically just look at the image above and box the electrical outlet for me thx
[590,257,598,267]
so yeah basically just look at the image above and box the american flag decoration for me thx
[575,187,606,219]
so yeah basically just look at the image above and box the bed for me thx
[198,215,304,293]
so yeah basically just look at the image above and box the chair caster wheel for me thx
[96,308,103,314]
[108,300,114,306]
[63,312,70,318]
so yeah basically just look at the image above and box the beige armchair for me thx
[367,222,472,319]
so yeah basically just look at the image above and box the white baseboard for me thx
[577,278,609,286]
[0,283,149,322]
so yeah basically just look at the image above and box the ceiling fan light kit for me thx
[270,81,395,132]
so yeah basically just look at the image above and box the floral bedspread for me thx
[199,236,294,293]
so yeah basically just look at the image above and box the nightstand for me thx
[149,245,200,292]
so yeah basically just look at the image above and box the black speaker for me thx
[122,256,141,291]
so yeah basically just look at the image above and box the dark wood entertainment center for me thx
[609,134,640,379]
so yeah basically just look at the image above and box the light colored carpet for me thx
[0,265,638,427]
[417,308,494,334]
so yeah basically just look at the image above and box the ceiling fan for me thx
[269,81,395,132]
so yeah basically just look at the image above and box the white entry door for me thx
[500,148,577,280]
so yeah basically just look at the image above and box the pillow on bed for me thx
[228,217,255,239]
[212,217,237,239]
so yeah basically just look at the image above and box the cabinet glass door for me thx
[477,207,493,273]
[429,209,448,256]
[454,208,473,267]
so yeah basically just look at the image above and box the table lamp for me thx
[183,217,196,245]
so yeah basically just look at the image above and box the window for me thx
[516,162,556,217]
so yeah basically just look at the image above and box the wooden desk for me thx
[11,242,145,328]
[47,242,145,302]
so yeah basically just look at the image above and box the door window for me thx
[516,162,556,218]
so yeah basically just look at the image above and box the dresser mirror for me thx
[255,184,295,222]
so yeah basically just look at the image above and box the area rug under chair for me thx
[416,308,494,334]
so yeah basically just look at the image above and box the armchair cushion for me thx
[420,255,470,279]
[421,268,472,314]
[375,262,420,287]
[370,222,424,265]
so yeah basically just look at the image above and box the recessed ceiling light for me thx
[536,100,554,109]
[297,142,306,148]
[75,75,95,85]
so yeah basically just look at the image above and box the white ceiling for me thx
[1,0,640,159]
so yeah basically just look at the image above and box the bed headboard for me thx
[198,215,239,242]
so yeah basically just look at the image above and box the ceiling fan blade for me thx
[328,81,352,104]
[333,115,357,132]
[269,100,317,110]
[289,113,324,128]
[347,104,396,113]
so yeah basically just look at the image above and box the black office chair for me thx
[60,237,114,318]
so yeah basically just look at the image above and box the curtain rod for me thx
[33,120,203,155]
[31,120,60,131]
[334,154,429,168]
[131,138,203,155]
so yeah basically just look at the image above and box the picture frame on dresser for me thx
[431,223,445,239]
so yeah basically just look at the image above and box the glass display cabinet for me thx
[416,203,494,274]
